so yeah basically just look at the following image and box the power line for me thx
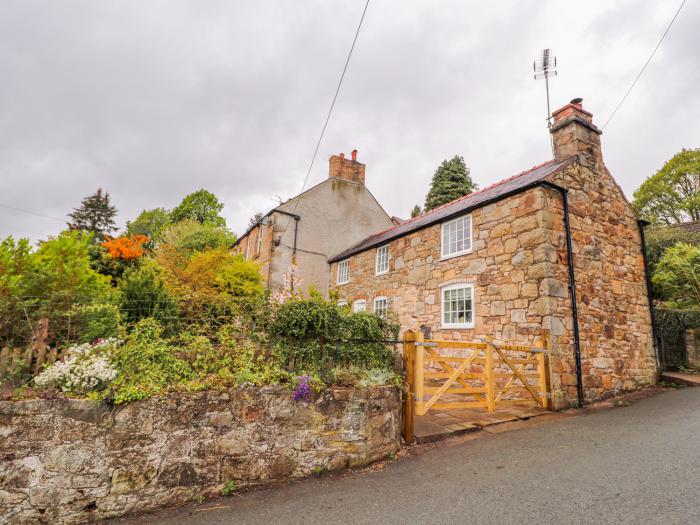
[0,203,65,222]
[282,0,371,235]
[602,0,687,130]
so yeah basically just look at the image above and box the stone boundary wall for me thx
[0,386,401,524]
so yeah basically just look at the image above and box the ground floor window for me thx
[373,297,388,317]
[441,283,474,328]
[353,300,366,313]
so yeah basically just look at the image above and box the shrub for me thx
[71,303,121,343]
[118,264,179,334]
[34,339,119,395]
[109,318,194,404]
[653,242,700,308]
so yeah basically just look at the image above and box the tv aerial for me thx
[533,49,557,154]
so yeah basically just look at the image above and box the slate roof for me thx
[675,220,700,234]
[328,158,573,262]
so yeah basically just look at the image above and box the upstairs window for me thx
[441,283,474,329]
[441,214,472,258]
[373,297,388,317]
[337,259,350,285]
[375,245,389,275]
[353,300,366,313]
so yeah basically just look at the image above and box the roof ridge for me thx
[350,158,558,245]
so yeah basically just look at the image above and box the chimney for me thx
[550,98,603,168]
[329,149,365,185]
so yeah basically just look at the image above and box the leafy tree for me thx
[67,188,118,242]
[424,156,478,211]
[102,235,148,261]
[0,236,34,346]
[633,148,700,225]
[159,219,236,255]
[170,189,227,227]
[126,208,171,249]
[652,242,700,308]
[644,225,700,278]
[410,205,421,218]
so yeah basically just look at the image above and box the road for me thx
[125,388,700,525]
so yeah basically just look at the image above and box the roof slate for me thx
[329,158,572,262]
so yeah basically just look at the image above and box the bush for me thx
[652,242,700,308]
[118,264,179,334]
[34,339,119,395]
[71,303,121,343]
[109,318,194,404]
[269,297,399,373]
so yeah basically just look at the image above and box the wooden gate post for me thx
[402,330,417,443]
[541,329,553,410]
[414,330,425,416]
[486,343,496,412]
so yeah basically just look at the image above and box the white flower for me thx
[34,338,120,395]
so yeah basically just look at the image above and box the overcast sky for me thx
[1,0,698,242]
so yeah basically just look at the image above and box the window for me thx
[441,214,472,258]
[375,245,389,275]
[337,300,348,307]
[373,297,388,317]
[441,283,474,328]
[353,300,366,313]
[337,259,350,285]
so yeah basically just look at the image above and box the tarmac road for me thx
[122,387,700,525]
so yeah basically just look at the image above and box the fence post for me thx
[32,318,49,376]
[541,329,553,410]
[414,330,425,416]
[402,330,416,444]
[486,342,496,412]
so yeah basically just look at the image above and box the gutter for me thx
[540,181,585,407]
[637,219,661,372]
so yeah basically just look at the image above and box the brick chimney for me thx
[550,98,603,168]
[329,149,365,185]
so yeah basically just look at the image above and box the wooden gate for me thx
[402,330,552,439]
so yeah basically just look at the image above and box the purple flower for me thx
[293,375,312,402]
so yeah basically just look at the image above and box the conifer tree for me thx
[67,188,117,242]
[424,156,477,212]
[410,205,422,218]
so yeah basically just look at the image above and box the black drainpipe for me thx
[541,181,585,407]
[637,219,661,371]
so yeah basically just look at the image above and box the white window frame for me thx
[353,300,366,313]
[441,214,472,259]
[373,296,388,317]
[337,259,350,285]
[441,283,475,329]
[337,300,348,307]
[375,244,389,275]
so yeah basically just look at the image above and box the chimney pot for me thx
[339,153,345,159]
[351,149,358,161]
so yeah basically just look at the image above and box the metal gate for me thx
[655,309,688,370]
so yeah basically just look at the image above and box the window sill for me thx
[337,281,349,286]
[374,270,388,277]
[440,323,475,330]
[439,249,473,262]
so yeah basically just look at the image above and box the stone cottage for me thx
[328,99,658,409]
[233,151,395,297]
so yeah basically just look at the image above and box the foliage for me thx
[424,155,478,212]
[117,264,179,334]
[71,303,121,344]
[410,205,421,218]
[0,231,113,347]
[652,242,700,308]
[102,235,148,261]
[126,208,171,249]
[109,319,194,404]
[67,188,118,242]
[632,148,700,225]
[327,365,401,388]
[220,480,237,496]
[645,226,700,278]
[249,212,264,228]
[159,220,236,255]
[34,338,119,395]
[170,189,227,227]
[269,296,399,372]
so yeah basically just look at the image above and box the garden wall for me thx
[0,385,401,524]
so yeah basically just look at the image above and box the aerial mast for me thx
[533,49,557,155]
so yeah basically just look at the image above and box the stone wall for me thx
[0,386,401,524]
